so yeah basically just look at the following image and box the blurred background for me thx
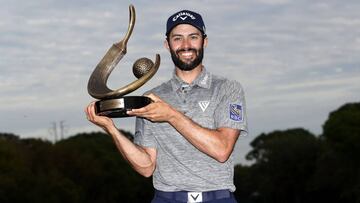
[1,0,359,202]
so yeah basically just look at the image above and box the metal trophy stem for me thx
[87,4,160,118]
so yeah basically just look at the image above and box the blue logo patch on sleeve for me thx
[230,104,243,122]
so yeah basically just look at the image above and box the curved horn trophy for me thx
[87,5,160,118]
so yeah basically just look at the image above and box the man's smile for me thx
[177,49,197,61]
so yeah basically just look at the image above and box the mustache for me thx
[176,48,197,55]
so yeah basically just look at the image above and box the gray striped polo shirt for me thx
[134,67,248,192]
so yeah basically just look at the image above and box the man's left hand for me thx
[127,93,176,122]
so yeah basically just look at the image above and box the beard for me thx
[170,46,204,71]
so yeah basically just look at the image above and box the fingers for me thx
[85,101,96,121]
[85,101,104,123]
[127,102,160,119]
[85,101,116,132]
[127,104,151,116]
[145,93,162,102]
[126,93,171,122]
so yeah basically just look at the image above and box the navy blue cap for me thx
[166,10,206,36]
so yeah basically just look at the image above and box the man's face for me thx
[166,24,207,71]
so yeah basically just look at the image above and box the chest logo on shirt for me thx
[198,101,210,112]
[230,103,243,122]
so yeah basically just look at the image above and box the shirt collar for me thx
[171,67,212,91]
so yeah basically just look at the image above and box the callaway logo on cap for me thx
[166,10,206,36]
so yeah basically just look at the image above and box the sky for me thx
[1,0,360,164]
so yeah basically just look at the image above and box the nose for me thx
[181,37,191,50]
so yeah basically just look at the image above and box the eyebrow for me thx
[170,32,201,38]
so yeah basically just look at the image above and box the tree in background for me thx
[0,131,153,203]
[233,102,360,203]
[246,128,320,203]
[234,164,257,203]
[0,133,81,203]
[310,103,360,203]
[53,131,153,203]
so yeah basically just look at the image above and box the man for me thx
[85,9,247,203]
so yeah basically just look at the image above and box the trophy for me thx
[87,5,160,118]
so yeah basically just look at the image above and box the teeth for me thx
[180,51,193,57]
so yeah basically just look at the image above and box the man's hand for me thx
[127,93,176,122]
[85,101,157,177]
[85,101,115,131]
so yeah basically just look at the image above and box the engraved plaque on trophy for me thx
[87,5,160,118]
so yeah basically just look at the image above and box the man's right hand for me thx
[85,101,115,131]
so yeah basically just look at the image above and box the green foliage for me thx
[242,128,320,203]
[322,102,360,156]
[234,102,360,203]
[53,131,152,203]
[234,164,257,203]
[311,102,360,203]
[0,134,78,203]
[0,131,153,203]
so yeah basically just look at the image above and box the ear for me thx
[203,36,208,48]
[164,39,170,51]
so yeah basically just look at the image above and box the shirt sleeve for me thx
[214,80,248,136]
[133,117,157,148]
